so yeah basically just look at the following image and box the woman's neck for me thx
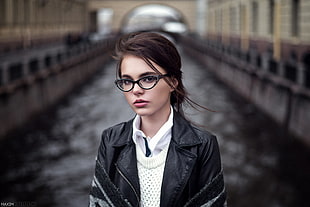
[140,106,171,138]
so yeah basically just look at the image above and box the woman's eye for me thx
[123,80,132,85]
[142,76,156,83]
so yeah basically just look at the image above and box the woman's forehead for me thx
[120,55,166,76]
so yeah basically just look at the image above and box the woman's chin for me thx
[132,107,153,117]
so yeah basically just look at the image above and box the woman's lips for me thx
[133,99,149,107]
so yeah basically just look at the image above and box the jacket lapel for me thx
[116,144,140,199]
[160,112,202,206]
[113,120,141,205]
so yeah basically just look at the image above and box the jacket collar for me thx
[111,118,134,147]
[172,111,202,147]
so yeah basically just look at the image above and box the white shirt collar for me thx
[132,106,173,157]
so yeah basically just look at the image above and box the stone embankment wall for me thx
[0,37,116,138]
[180,35,310,146]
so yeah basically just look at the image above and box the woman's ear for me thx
[169,77,178,92]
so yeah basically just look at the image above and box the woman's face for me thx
[120,55,175,118]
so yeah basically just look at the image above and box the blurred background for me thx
[0,0,310,206]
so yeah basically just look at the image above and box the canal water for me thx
[0,48,309,207]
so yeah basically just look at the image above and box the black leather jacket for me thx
[92,111,224,207]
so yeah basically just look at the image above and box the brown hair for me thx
[114,32,210,116]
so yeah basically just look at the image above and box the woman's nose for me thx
[132,83,144,95]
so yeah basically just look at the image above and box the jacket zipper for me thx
[115,164,140,205]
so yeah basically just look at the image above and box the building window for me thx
[216,10,221,33]
[24,0,30,25]
[252,1,258,34]
[0,0,5,26]
[291,0,300,37]
[240,4,246,34]
[269,0,274,35]
[230,6,236,34]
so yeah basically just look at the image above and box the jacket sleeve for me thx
[200,134,223,186]
[89,129,132,207]
[186,132,226,207]
[184,170,226,207]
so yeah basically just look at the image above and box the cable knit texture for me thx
[136,144,169,207]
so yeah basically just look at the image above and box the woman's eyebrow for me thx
[121,74,132,79]
[139,72,157,77]
[121,72,157,79]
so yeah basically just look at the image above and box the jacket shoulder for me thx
[190,125,221,154]
[191,125,217,143]
[173,111,218,147]
[101,119,134,146]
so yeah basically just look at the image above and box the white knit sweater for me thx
[136,144,169,207]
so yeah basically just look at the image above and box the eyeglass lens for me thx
[115,75,161,92]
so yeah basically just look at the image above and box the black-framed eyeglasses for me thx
[114,74,169,92]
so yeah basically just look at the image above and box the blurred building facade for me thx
[0,0,200,52]
[1,0,309,64]
[206,0,310,64]
[0,0,88,52]
[87,0,197,33]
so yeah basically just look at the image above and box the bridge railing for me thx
[0,37,116,96]
[180,34,310,94]
[0,35,119,138]
[179,34,310,146]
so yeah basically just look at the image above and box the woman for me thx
[89,32,226,207]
